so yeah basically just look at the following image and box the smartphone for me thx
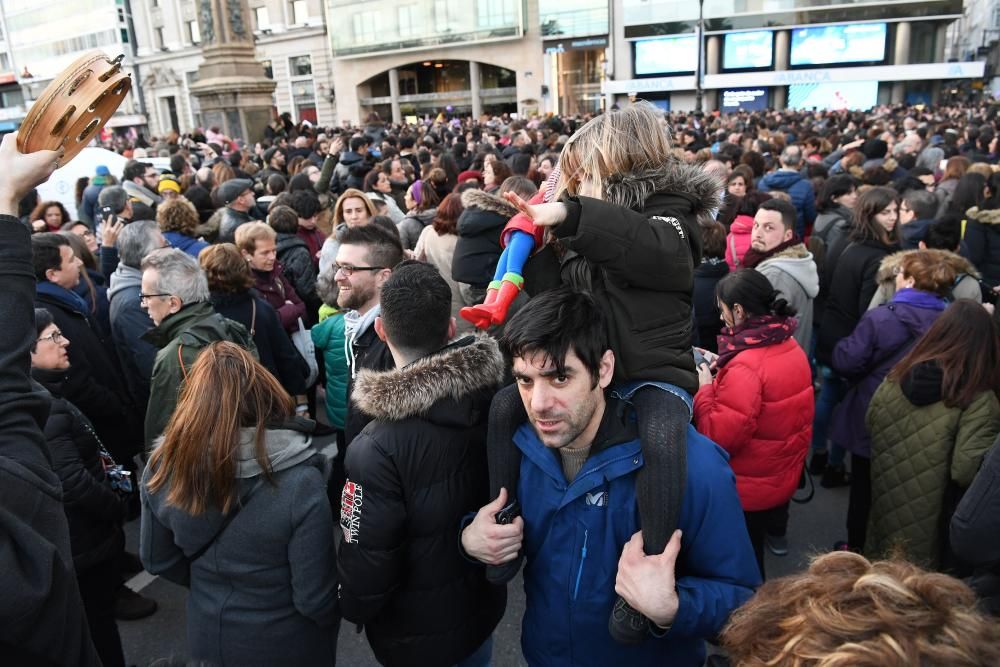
[100,206,114,223]
[495,499,521,525]
[693,348,707,368]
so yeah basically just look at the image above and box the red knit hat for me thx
[457,170,482,183]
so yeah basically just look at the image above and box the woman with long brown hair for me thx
[140,341,338,667]
[866,300,1000,568]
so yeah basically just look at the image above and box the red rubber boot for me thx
[460,281,501,330]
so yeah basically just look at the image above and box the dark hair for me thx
[31,233,71,282]
[28,200,70,229]
[950,172,987,216]
[498,175,537,199]
[510,153,532,177]
[98,185,129,215]
[432,193,463,235]
[902,189,938,221]
[170,153,188,175]
[399,136,415,150]
[371,215,400,239]
[487,158,513,186]
[363,168,382,192]
[817,175,857,212]
[350,136,367,153]
[851,186,897,245]
[499,286,609,387]
[288,189,321,220]
[379,261,452,356]
[701,221,727,259]
[338,223,404,270]
[758,198,797,232]
[890,300,1000,409]
[438,153,460,190]
[715,269,797,318]
[266,173,287,196]
[740,151,766,179]
[123,160,152,182]
[33,307,54,338]
[923,219,961,250]
[267,205,299,234]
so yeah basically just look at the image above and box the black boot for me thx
[608,388,688,644]
[485,384,528,585]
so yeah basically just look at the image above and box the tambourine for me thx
[17,50,131,164]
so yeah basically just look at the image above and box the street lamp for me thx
[694,0,705,113]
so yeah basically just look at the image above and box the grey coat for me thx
[140,419,339,667]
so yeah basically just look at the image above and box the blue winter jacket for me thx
[162,231,209,259]
[515,405,760,666]
[759,170,816,238]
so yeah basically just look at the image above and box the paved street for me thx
[120,454,848,667]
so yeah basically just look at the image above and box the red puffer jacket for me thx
[693,337,814,511]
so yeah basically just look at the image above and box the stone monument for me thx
[189,0,275,142]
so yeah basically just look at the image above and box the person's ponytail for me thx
[716,269,798,318]
[770,295,797,318]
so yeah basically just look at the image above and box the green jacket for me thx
[866,378,1000,568]
[142,301,256,450]
[311,310,347,430]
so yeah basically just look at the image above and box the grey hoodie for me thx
[755,243,820,352]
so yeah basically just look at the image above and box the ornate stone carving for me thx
[227,0,247,39]
[199,0,214,44]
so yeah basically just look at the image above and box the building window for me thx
[261,59,273,79]
[155,27,165,49]
[289,55,312,77]
[352,11,378,45]
[255,6,270,31]
[477,0,516,29]
[398,5,417,38]
[187,20,200,43]
[0,52,10,71]
[291,0,308,24]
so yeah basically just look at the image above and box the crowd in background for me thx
[8,100,1000,667]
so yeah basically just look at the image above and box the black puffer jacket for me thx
[964,207,1000,287]
[275,232,319,322]
[338,336,507,667]
[693,258,729,353]
[816,239,896,366]
[452,189,516,287]
[31,371,127,572]
[531,160,723,394]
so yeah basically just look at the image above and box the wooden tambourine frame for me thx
[17,50,131,163]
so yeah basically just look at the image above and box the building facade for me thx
[0,0,145,134]
[604,0,982,111]
[132,0,335,138]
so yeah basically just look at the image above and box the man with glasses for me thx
[330,224,403,491]
[121,160,162,210]
[898,189,939,250]
[139,248,255,450]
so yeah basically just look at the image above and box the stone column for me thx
[932,23,948,104]
[470,60,483,120]
[704,35,720,111]
[773,30,790,109]
[189,0,276,142]
[388,68,402,125]
[892,22,911,104]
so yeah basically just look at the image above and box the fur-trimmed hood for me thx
[603,159,723,221]
[461,188,519,218]
[756,242,820,298]
[966,207,1000,225]
[875,249,981,283]
[352,335,505,421]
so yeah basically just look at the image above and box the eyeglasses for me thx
[79,229,95,238]
[140,293,172,305]
[333,264,385,276]
[37,330,65,344]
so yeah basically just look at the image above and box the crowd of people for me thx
[5,99,1000,667]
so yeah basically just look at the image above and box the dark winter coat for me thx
[533,160,722,395]
[452,189,515,287]
[108,264,158,409]
[866,364,1000,568]
[693,258,728,353]
[73,268,112,340]
[816,239,896,365]
[251,263,306,333]
[345,320,394,446]
[339,336,506,666]
[397,208,437,251]
[0,214,100,667]
[275,232,319,321]
[758,169,816,237]
[214,207,253,244]
[31,371,127,572]
[830,289,948,458]
[951,434,1000,612]
[162,231,209,258]
[35,282,142,461]
[963,206,1000,287]
[210,290,309,397]
[141,420,339,667]
[810,205,851,297]
[142,301,256,449]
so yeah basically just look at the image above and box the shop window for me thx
[289,55,312,77]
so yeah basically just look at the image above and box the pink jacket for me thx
[725,214,754,271]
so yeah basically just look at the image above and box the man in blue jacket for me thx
[462,287,760,666]
[759,145,816,238]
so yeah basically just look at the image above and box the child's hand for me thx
[503,191,567,227]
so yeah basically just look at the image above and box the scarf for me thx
[716,314,797,369]
[741,237,801,269]
[343,304,381,379]
[891,287,949,311]
[36,280,90,315]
